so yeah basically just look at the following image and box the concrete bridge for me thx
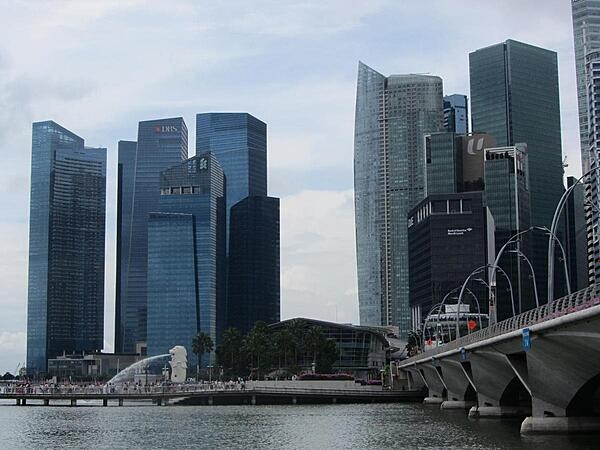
[399,285,600,434]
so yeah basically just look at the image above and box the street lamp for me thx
[454,287,483,336]
[508,249,539,309]
[457,264,515,336]
[547,166,596,303]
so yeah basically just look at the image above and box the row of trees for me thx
[191,320,340,379]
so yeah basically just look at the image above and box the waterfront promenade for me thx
[0,380,425,406]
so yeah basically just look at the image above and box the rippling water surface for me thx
[0,401,597,449]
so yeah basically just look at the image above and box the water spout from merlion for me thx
[105,354,170,386]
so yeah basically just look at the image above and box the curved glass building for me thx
[354,62,443,336]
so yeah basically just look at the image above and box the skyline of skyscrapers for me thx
[354,61,443,336]
[27,121,106,374]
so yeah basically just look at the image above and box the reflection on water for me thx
[0,402,597,449]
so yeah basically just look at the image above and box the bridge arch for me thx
[500,377,531,409]
[567,373,600,417]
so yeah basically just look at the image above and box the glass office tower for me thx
[443,94,469,134]
[227,196,280,334]
[118,118,188,353]
[147,153,225,365]
[27,121,106,374]
[354,62,443,335]
[572,0,600,174]
[196,113,267,249]
[470,40,564,303]
[115,140,136,354]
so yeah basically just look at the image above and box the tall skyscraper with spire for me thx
[353,62,443,335]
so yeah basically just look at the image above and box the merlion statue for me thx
[169,346,187,383]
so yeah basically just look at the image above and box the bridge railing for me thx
[404,285,598,365]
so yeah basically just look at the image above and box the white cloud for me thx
[0,332,26,374]
[281,189,358,324]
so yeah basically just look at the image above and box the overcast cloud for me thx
[0,0,579,373]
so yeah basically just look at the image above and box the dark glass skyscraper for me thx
[196,113,267,249]
[27,121,106,374]
[228,196,280,334]
[115,140,136,354]
[146,153,225,365]
[443,94,469,134]
[118,118,188,353]
[408,191,494,327]
[354,62,443,335]
[470,39,564,303]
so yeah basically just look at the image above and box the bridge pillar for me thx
[21,398,26,406]
[103,399,108,407]
[251,395,256,405]
[43,399,49,406]
[292,397,297,405]
[208,396,213,406]
[405,367,426,391]
[118,398,123,407]
[439,358,477,410]
[468,350,531,419]
[332,398,337,404]
[70,399,76,407]
[157,398,162,406]
[520,324,600,434]
[16,399,21,406]
[420,362,447,404]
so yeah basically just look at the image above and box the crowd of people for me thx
[1,379,250,395]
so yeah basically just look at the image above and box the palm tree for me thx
[278,329,294,369]
[305,325,324,370]
[217,328,243,376]
[192,332,214,380]
[287,319,306,366]
[245,321,270,378]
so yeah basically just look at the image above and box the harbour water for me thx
[0,402,597,449]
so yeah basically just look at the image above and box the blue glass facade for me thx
[443,94,469,134]
[195,113,267,250]
[115,140,136,353]
[146,154,225,366]
[27,121,106,374]
[354,62,443,336]
[119,118,188,353]
[228,196,280,334]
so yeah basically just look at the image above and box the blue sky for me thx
[0,0,579,373]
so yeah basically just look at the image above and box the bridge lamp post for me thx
[457,264,516,339]
[422,302,454,350]
[508,249,539,309]
[454,287,483,337]
[539,226,571,298]
[547,167,595,303]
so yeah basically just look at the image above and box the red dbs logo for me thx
[154,126,161,133]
